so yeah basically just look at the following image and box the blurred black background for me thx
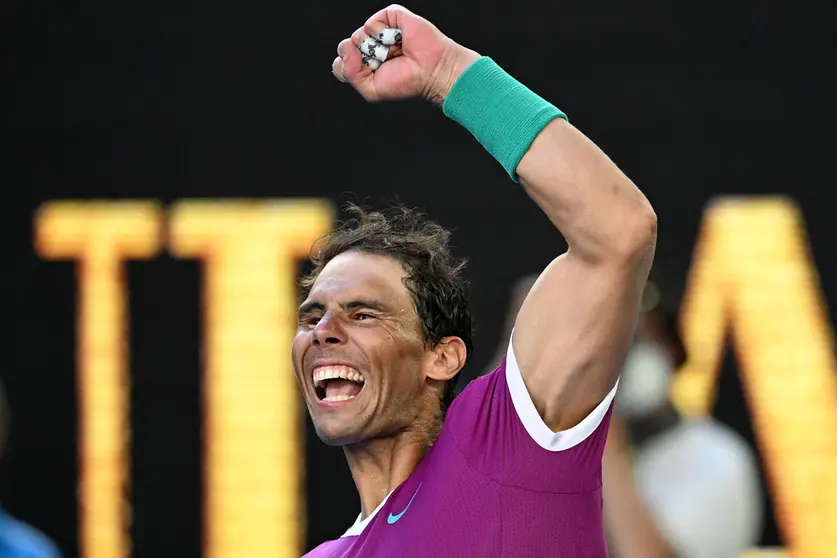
[5,0,836,555]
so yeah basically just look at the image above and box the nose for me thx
[312,314,346,346]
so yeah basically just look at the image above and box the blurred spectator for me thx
[0,380,61,558]
[488,273,764,558]
[604,277,763,558]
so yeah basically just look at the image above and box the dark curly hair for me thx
[300,203,473,419]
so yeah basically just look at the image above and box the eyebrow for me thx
[297,299,389,315]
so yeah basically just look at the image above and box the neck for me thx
[344,428,432,519]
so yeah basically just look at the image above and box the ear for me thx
[424,336,467,381]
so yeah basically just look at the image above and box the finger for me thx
[362,20,403,47]
[364,4,411,38]
[368,34,403,59]
[336,38,368,81]
[361,53,382,71]
[351,28,401,66]
[331,56,347,83]
[359,35,389,63]
[377,26,403,46]
[350,26,368,47]
[335,38,377,99]
[360,37,403,66]
[351,28,388,64]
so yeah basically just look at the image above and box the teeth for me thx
[312,365,366,389]
[322,394,355,402]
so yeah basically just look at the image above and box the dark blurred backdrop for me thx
[5,0,836,556]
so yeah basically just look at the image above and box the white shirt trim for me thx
[341,490,393,537]
[505,333,619,451]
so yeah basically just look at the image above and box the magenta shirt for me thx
[304,340,617,557]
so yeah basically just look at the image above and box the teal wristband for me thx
[442,57,567,182]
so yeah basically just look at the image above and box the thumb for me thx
[334,38,378,100]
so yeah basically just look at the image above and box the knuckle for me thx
[385,4,410,18]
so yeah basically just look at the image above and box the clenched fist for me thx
[332,5,479,105]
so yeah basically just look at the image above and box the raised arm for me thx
[504,107,656,431]
[332,5,656,431]
[479,118,655,429]
[436,35,656,432]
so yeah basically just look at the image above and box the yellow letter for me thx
[673,197,837,558]
[169,200,332,558]
[35,201,163,558]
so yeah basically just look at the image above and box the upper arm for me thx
[512,249,653,431]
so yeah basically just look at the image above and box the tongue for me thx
[325,379,362,399]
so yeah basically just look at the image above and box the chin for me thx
[312,415,369,446]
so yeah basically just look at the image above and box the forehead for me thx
[306,251,410,305]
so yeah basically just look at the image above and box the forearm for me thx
[439,50,656,263]
[518,120,656,263]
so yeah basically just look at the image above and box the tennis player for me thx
[296,5,657,556]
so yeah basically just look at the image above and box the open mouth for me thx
[313,365,366,403]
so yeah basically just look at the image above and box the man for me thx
[602,280,763,558]
[295,5,656,556]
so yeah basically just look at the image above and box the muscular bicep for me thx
[512,251,651,431]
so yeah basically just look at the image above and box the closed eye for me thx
[299,315,321,327]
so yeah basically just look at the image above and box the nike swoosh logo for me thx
[386,483,422,525]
